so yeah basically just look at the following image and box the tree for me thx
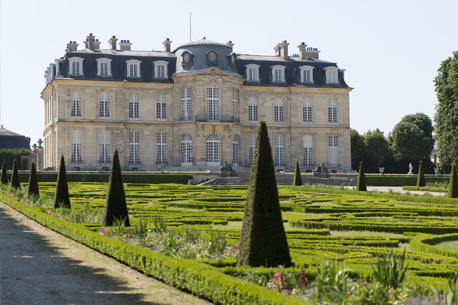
[363,129,392,173]
[448,163,458,198]
[11,159,20,189]
[392,113,434,162]
[28,162,40,198]
[417,161,425,187]
[434,51,458,171]
[1,160,8,185]
[351,129,366,171]
[237,121,291,267]
[357,161,367,191]
[293,161,302,186]
[54,155,71,208]
[102,150,130,227]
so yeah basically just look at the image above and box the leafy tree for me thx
[351,129,366,171]
[357,161,367,191]
[11,159,20,189]
[27,162,39,198]
[434,51,458,171]
[293,161,302,186]
[417,161,425,187]
[392,113,434,162]
[1,160,8,185]
[363,129,392,173]
[237,121,291,267]
[102,150,130,227]
[54,155,71,208]
[448,163,458,198]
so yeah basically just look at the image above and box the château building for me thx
[42,34,352,171]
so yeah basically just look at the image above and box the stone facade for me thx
[42,34,352,172]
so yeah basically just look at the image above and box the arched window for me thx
[232,135,239,166]
[206,134,221,166]
[180,134,192,166]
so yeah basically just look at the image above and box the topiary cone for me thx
[54,155,71,208]
[448,163,458,198]
[102,150,130,227]
[293,161,303,186]
[28,162,40,198]
[416,161,425,187]
[237,121,291,267]
[1,160,8,185]
[357,161,367,191]
[11,159,20,189]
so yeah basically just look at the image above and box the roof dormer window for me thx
[272,65,286,83]
[246,64,260,82]
[69,57,83,76]
[154,60,168,79]
[97,58,112,77]
[126,59,141,78]
[325,66,339,84]
[206,51,218,66]
[299,65,314,84]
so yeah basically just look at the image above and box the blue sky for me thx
[1,0,457,145]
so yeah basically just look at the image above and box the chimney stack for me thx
[108,36,118,50]
[280,40,289,60]
[66,41,78,52]
[84,33,96,50]
[163,38,172,52]
[298,42,307,59]
[119,40,132,51]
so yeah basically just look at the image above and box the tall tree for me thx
[1,160,8,185]
[102,150,130,227]
[293,161,303,186]
[351,129,366,171]
[54,155,71,208]
[392,113,434,162]
[434,51,458,171]
[237,121,291,267]
[28,162,40,198]
[11,159,20,189]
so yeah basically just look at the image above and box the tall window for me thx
[69,57,83,76]
[207,88,219,121]
[206,134,221,166]
[181,88,192,120]
[248,134,256,165]
[126,59,141,78]
[275,135,285,166]
[156,133,167,165]
[180,134,192,166]
[303,98,312,122]
[303,135,313,167]
[154,61,168,79]
[248,97,258,121]
[129,131,140,164]
[156,94,166,119]
[99,131,110,163]
[232,89,239,121]
[71,92,82,117]
[99,92,110,117]
[299,66,314,84]
[274,98,284,122]
[97,58,112,77]
[272,65,286,83]
[70,131,82,164]
[233,135,239,165]
[246,64,260,82]
[328,99,338,123]
[325,66,339,84]
[328,136,339,167]
[129,93,140,118]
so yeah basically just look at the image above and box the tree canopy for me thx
[392,113,434,162]
[434,51,458,171]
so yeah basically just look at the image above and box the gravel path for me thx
[0,201,212,305]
